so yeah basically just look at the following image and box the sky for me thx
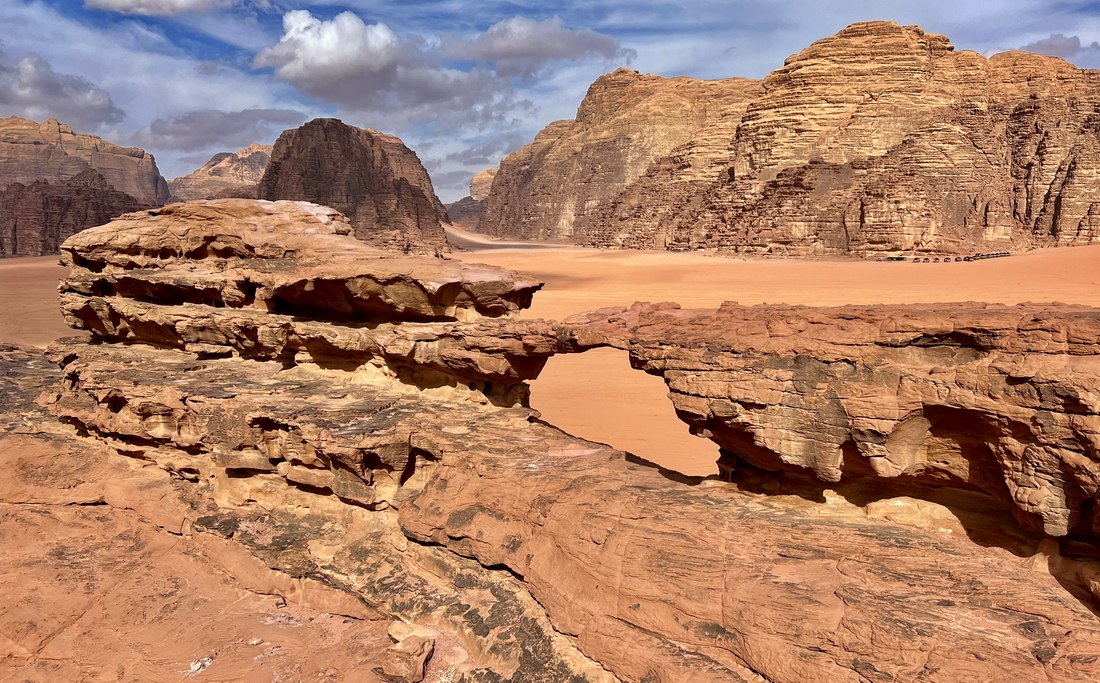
[3,1,1100,201]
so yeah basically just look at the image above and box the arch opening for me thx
[529,347,719,477]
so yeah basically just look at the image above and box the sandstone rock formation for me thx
[483,22,1100,256]
[469,168,496,201]
[569,301,1100,540]
[167,143,272,202]
[258,119,448,253]
[478,69,761,241]
[0,170,150,257]
[38,198,1100,681]
[0,116,169,206]
[445,168,498,228]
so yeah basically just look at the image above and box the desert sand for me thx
[4,236,1100,476]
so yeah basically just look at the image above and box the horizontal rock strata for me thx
[168,143,272,202]
[43,199,1100,681]
[0,116,169,206]
[477,68,761,241]
[569,301,1100,539]
[484,22,1100,257]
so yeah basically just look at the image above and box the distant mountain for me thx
[481,21,1100,257]
[0,116,168,206]
[0,169,149,257]
[258,118,448,254]
[168,144,272,202]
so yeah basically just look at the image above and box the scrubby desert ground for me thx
[6,233,1100,477]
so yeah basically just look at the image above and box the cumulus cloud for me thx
[453,16,638,78]
[0,50,124,129]
[84,0,232,16]
[253,10,632,130]
[254,11,401,86]
[127,107,306,151]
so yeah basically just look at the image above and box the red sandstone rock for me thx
[258,119,448,254]
[167,143,271,202]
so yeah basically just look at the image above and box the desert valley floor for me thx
[6,230,1100,477]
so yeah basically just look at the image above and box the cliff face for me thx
[0,117,169,206]
[476,69,762,240]
[167,144,271,202]
[37,199,1100,681]
[258,119,448,253]
[444,168,498,228]
[485,22,1100,256]
[0,170,150,257]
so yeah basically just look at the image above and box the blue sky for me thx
[3,0,1100,200]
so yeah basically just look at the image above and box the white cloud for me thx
[254,10,400,85]
[0,51,124,129]
[84,0,232,16]
[453,16,637,78]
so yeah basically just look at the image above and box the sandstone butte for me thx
[167,143,273,202]
[5,198,1099,680]
[258,118,449,255]
[478,20,1100,257]
[445,168,498,228]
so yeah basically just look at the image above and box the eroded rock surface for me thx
[0,169,150,257]
[477,68,761,241]
[38,199,1100,681]
[0,116,169,206]
[258,118,448,254]
[168,143,272,202]
[484,22,1100,256]
[569,301,1100,539]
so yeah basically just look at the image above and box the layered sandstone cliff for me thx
[0,116,169,206]
[36,198,1100,681]
[477,69,762,240]
[484,22,1100,256]
[0,170,151,257]
[258,119,448,253]
[167,143,271,202]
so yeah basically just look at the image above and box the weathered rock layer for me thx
[258,118,448,253]
[167,143,272,202]
[483,22,1100,256]
[0,116,169,206]
[0,170,150,257]
[42,199,1100,681]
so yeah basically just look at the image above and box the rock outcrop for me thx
[167,143,271,202]
[570,301,1100,539]
[258,119,448,254]
[476,68,762,240]
[0,116,169,206]
[484,22,1100,256]
[0,170,151,257]
[41,198,1100,681]
[445,169,498,228]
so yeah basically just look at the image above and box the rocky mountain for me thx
[477,68,762,240]
[0,169,150,257]
[444,168,497,228]
[167,143,271,202]
[0,116,169,206]
[482,22,1100,257]
[28,199,1100,679]
[258,118,448,254]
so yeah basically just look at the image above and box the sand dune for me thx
[4,243,1098,475]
